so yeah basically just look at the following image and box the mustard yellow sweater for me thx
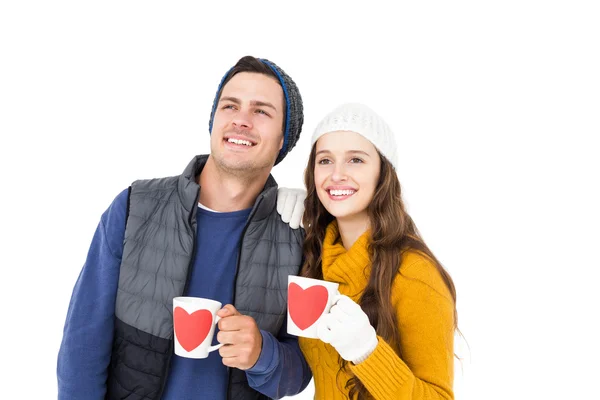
[299,221,455,400]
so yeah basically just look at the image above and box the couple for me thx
[57,56,457,400]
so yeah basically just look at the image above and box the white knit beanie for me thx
[311,103,398,170]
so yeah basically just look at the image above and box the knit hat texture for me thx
[312,103,398,170]
[208,58,303,165]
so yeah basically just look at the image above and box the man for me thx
[57,56,310,399]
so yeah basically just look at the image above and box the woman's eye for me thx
[318,159,332,165]
[349,158,364,163]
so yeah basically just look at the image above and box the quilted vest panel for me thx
[106,155,304,400]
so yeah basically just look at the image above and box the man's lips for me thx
[223,135,258,149]
[223,134,257,146]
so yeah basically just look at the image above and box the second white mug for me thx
[287,275,339,338]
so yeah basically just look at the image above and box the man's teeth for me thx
[329,189,356,196]
[227,138,253,146]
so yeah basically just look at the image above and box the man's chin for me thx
[212,150,278,175]
[215,154,256,173]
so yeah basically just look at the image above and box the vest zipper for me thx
[227,194,264,400]
[157,187,200,399]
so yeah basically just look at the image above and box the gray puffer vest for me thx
[105,155,304,400]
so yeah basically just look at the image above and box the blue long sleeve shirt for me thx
[57,189,311,399]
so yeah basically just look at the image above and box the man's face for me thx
[210,72,285,175]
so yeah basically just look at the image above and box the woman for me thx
[299,103,457,399]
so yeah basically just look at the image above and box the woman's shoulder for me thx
[393,250,454,303]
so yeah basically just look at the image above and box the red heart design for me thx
[174,307,213,352]
[288,282,329,330]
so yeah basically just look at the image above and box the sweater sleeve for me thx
[57,189,128,400]
[349,260,455,400]
[245,318,312,399]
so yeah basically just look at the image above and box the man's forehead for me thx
[221,72,283,100]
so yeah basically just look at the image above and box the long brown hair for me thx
[301,144,458,399]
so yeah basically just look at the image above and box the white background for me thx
[1,1,599,399]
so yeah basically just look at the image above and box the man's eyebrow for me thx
[219,97,278,112]
[219,96,241,104]
[251,100,277,112]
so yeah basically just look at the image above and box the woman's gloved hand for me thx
[316,294,379,364]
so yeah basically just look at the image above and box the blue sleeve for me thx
[245,318,312,399]
[57,189,129,400]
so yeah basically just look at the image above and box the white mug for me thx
[173,297,223,359]
[287,275,340,338]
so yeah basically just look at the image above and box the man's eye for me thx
[255,109,269,116]
[223,105,236,110]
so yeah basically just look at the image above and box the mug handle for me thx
[332,290,342,304]
[208,315,223,353]
[326,290,343,312]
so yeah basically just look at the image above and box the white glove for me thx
[316,295,379,364]
[276,187,306,229]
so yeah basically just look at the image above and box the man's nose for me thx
[232,109,253,130]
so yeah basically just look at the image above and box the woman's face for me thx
[314,130,381,224]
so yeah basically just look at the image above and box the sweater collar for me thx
[321,220,372,300]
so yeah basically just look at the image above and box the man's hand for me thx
[216,305,263,370]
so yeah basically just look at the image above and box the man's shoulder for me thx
[264,208,305,245]
[103,188,129,219]
[131,174,181,192]
[99,188,130,250]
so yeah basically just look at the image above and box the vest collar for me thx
[178,155,278,221]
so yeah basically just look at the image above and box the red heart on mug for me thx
[174,307,213,352]
[288,282,329,330]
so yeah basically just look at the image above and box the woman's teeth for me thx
[329,189,356,196]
